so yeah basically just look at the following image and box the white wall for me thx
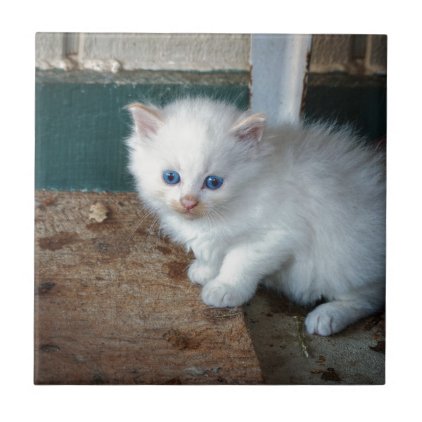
[36,33,251,72]
[36,33,386,74]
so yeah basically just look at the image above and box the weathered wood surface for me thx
[34,191,262,384]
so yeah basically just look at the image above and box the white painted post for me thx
[250,34,313,125]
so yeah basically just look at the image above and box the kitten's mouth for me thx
[178,208,204,219]
[170,201,205,219]
[182,211,201,219]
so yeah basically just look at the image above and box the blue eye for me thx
[162,170,181,185]
[204,175,224,190]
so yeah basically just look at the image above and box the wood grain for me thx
[34,191,262,384]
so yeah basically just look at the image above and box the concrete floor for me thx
[244,288,385,384]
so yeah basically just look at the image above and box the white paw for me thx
[305,302,350,336]
[201,281,249,307]
[187,260,218,286]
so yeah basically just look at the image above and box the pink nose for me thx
[180,195,199,211]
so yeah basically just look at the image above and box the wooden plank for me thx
[34,191,262,384]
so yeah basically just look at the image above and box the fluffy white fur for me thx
[126,97,385,336]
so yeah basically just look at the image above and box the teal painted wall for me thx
[35,70,386,192]
[303,73,386,143]
[35,70,250,192]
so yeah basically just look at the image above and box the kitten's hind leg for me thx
[304,282,385,336]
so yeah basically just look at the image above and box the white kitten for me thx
[126,97,385,336]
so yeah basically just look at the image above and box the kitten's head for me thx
[126,98,267,221]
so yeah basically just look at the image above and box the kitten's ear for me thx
[127,103,163,138]
[230,113,266,143]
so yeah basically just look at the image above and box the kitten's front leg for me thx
[188,259,219,286]
[187,245,224,286]
[201,237,290,307]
